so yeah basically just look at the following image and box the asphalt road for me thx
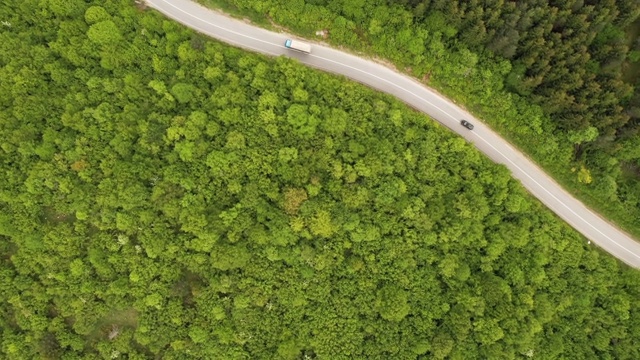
[146,0,640,269]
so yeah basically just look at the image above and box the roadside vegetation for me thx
[1,0,640,359]
[197,0,640,240]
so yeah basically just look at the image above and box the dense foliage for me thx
[204,0,640,243]
[399,0,638,132]
[2,0,640,359]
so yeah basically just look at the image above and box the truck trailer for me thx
[284,39,311,54]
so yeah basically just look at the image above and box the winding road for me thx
[146,0,640,269]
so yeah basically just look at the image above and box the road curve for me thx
[146,0,640,269]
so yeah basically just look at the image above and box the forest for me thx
[202,0,640,246]
[1,0,640,359]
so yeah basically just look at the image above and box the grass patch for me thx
[84,308,139,345]
[41,206,75,225]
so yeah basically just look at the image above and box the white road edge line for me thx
[473,134,639,258]
[150,0,640,260]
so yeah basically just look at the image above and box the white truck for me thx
[284,39,311,54]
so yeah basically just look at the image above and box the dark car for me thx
[461,119,474,130]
